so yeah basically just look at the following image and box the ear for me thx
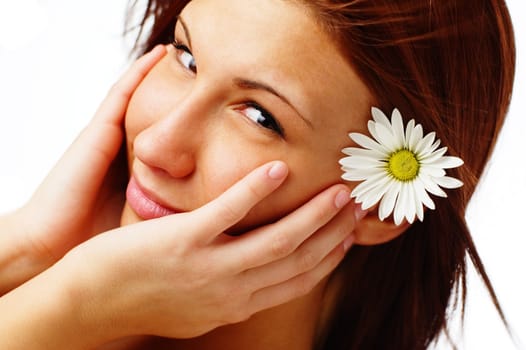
[353,211,411,245]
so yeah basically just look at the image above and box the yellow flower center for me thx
[388,149,420,181]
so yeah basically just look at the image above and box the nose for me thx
[133,89,211,179]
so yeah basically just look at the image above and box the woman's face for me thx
[121,0,372,232]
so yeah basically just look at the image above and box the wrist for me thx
[0,254,96,349]
[0,211,54,295]
[0,246,126,349]
[58,246,131,346]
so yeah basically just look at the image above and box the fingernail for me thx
[268,161,288,180]
[334,190,351,209]
[343,234,355,252]
[354,203,368,221]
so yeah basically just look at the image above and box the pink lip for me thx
[126,176,179,219]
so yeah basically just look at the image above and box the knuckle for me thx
[311,203,333,226]
[109,80,133,100]
[245,179,265,201]
[108,81,124,95]
[217,201,244,225]
[335,222,351,239]
[219,297,250,325]
[230,307,251,324]
[298,248,318,272]
[270,234,295,258]
[294,274,316,297]
[326,247,345,272]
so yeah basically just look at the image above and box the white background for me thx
[0,1,524,349]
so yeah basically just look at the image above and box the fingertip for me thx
[343,234,355,252]
[267,161,288,180]
[141,44,167,63]
[150,44,167,55]
[353,202,368,222]
[334,189,351,209]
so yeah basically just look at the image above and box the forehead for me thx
[182,0,372,132]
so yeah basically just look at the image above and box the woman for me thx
[0,0,516,349]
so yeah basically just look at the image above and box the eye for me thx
[240,102,285,137]
[172,40,197,73]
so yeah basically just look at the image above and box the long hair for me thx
[126,1,515,348]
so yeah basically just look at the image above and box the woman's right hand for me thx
[53,161,365,346]
[0,45,167,294]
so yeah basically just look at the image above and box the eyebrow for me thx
[178,16,312,129]
[233,78,313,128]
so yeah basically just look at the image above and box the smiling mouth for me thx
[125,176,181,220]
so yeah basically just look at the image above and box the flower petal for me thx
[351,172,389,200]
[341,167,383,181]
[361,176,392,209]
[414,177,436,210]
[404,183,417,224]
[371,107,391,128]
[394,183,410,225]
[420,146,448,163]
[429,139,442,153]
[408,123,423,150]
[391,108,406,149]
[378,180,401,221]
[419,173,447,197]
[429,156,464,169]
[414,131,436,156]
[419,165,446,178]
[408,181,425,222]
[367,120,380,141]
[350,133,387,153]
[415,196,424,222]
[404,119,416,148]
[339,155,384,169]
[434,176,463,189]
[374,122,399,152]
[341,147,385,159]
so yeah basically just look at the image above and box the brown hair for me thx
[126,0,515,348]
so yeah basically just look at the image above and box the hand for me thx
[65,161,364,344]
[14,46,167,268]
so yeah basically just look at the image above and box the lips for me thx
[126,176,179,219]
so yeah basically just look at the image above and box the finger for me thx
[31,46,166,206]
[92,44,167,125]
[240,203,358,291]
[219,184,352,271]
[248,243,349,315]
[189,161,289,242]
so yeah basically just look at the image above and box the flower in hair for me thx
[339,107,464,225]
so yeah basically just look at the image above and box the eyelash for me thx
[241,102,285,137]
[171,39,285,137]
[172,40,197,73]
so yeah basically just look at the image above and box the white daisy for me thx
[339,107,464,225]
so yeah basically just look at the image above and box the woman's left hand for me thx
[56,162,360,343]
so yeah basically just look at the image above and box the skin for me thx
[117,0,373,349]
